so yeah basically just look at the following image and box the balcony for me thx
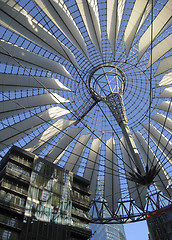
[71,208,91,222]
[71,191,90,210]
[72,182,91,196]
[5,168,30,183]
[0,181,28,197]
[0,198,25,215]
[9,154,33,169]
[0,214,23,231]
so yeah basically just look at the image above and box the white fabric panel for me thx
[44,127,83,162]
[120,136,146,209]
[154,56,172,77]
[157,87,172,98]
[0,107,70,151]
[107,0,125,55]
[83,137,102,180]
[137,0,156,31]
[0,1,80,68]
[159,16,172,35]
[0,0,7,8]
[158,72,172,86]
[133,131,172,198]
[143,123,172,164]
[0,52,26,68]
[147,34,172,68]
[0,93,69,114]
[0,108,32,120]
[0,73,70,91]
[76,0,102,54]
[151,113,172,133]
[64,133,92,172]
[104,137,121,212]
[34,0,89,59]
[138,0,172,60]
[84,137,102,199]
[124,0,149,55]
[155,101,172,113]
[24,119,75,152]
[0,40,73,79]
[53,150,66,164]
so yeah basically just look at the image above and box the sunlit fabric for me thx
[0,0,171,223]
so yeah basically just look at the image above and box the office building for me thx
[91,222,126,240]
[0,146,92,240]
[90,179,126,240]
[147,204,172,240]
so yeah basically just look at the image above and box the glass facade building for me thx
[90,223,126,240]
[0,146,92,240]
[147,205,172,240]
[90,180,126,240]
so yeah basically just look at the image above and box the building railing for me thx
[1,181,28,196]
[71,191,90,208]
[6,168,30,183]
[0,213,23,230]
[10,154,33,168]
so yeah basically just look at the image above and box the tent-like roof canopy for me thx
[0,0,171,223]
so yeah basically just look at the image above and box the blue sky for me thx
[124,220,149,240]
